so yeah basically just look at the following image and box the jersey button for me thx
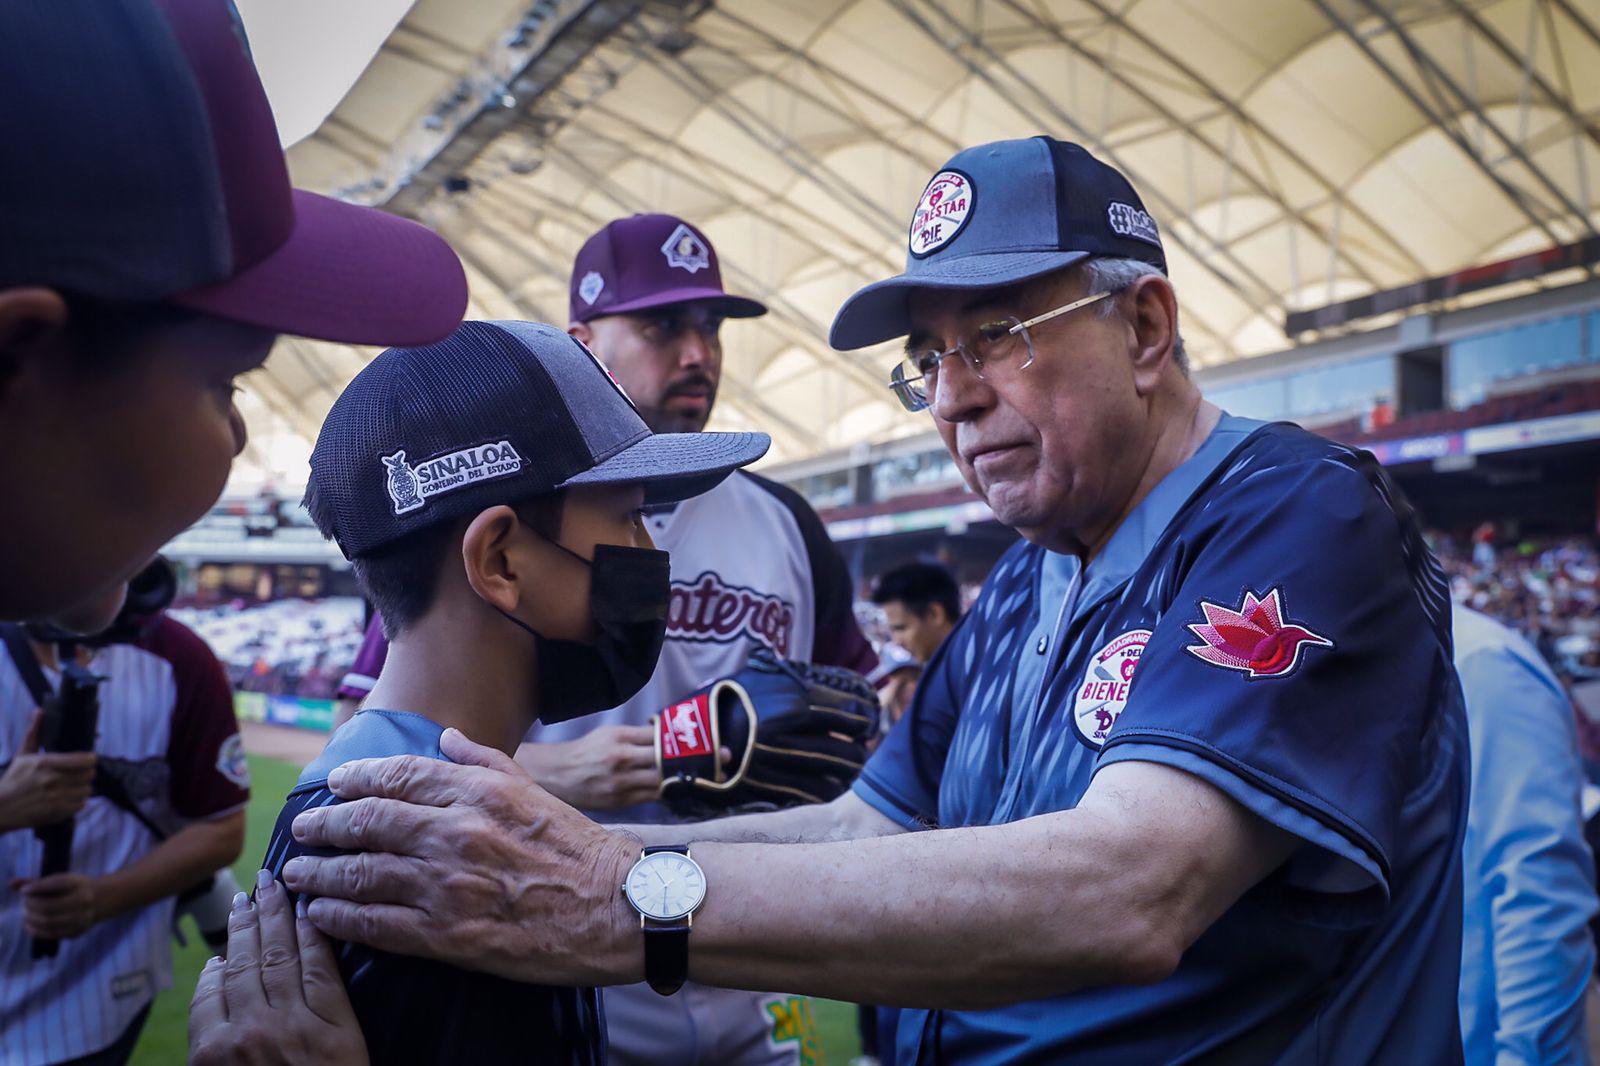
[1036,635,1048,654]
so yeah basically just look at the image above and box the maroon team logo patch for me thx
[658,694,715,759]
[1185,588,1332,679]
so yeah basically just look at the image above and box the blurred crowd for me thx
[168,598,367,701]
[1432,528,1600,681]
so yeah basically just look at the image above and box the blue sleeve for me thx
[1099,457,1450,907]
[852,614,970,830]
[1457,638,1597,1064]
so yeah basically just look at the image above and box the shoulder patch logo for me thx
[216,734,250,788]
[578,270,605,305]
[381,441,524,516]
[1185,588,1331,679]
[1073,628,1150,748]
[909,169,974,258]
[661,223,710,273]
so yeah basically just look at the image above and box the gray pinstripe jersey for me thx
[0,628,246,1064]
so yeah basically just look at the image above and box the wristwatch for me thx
[622,845,707,995]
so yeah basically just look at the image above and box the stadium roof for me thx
[233,0,1600,486]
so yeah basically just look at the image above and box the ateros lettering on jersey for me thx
[1073,629,1150,748]
[668,571,796,657]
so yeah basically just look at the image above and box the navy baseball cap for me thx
[570,214,766,324]
[307,321,771,558]
[830,137,1167,350]
[0,0,467,347]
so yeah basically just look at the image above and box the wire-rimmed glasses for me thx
[887,288,1117,413]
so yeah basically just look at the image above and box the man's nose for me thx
[677,328,714,369]
[930,352,992,424]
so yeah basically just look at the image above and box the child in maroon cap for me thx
[0,0,467,633]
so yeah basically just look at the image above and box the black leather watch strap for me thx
[641,845,692,996]
[643,921,689,996]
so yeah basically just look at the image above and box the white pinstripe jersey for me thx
[0,619,248,1065]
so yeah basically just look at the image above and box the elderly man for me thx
[214,137,1469,1064]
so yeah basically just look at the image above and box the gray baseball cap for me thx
[829,137,1166,350]
[307,321,770,559]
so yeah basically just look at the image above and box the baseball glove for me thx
[654,648,879,818]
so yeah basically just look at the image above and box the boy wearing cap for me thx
[325,214,876,1066]
[259,320,767,1064]
[0,0,466,634]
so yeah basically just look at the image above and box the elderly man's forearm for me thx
[616,791,903,848]
[681,814,1182,1008]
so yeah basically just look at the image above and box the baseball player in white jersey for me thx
[542,214,877,1066]
[333,213,877,1064]
[0,576,248,1065]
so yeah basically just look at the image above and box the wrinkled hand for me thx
[519,724,660,811]
[285,729,640,986]
[17,873,98,939]
[188,875,368,1066]
[0,710,96,833]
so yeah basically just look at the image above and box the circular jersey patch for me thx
[1072,629,1151,748]
[909,169,974,257]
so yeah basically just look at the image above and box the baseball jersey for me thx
[0,617,249,1065]
[856,415,1469,1064]
[567,471,872,1066]
[335,617,385,701]
[1454,608,1596,1064]
[260,709,605,1066]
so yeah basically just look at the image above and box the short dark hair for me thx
[871,561,960,622]
[305,486,566,638]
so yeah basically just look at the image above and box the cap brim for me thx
[829,250,1091,350]
[170,189,468,346]
[559,430,772,505]
[585,287,767,322]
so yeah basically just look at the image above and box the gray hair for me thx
[1080,257,1188,373]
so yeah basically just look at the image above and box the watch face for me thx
[626,852,706,921]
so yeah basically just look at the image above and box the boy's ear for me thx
[0,287,69,401]
[460,505,528,614]
[567,321,594,346]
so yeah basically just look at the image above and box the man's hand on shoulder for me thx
[285,729,641,986]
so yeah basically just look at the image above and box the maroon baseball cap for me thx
[569,214,766,325]
[0,0,467,347]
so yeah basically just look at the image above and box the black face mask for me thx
[500,541,671,724]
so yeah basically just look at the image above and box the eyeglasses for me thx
[887,288,1118,413]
